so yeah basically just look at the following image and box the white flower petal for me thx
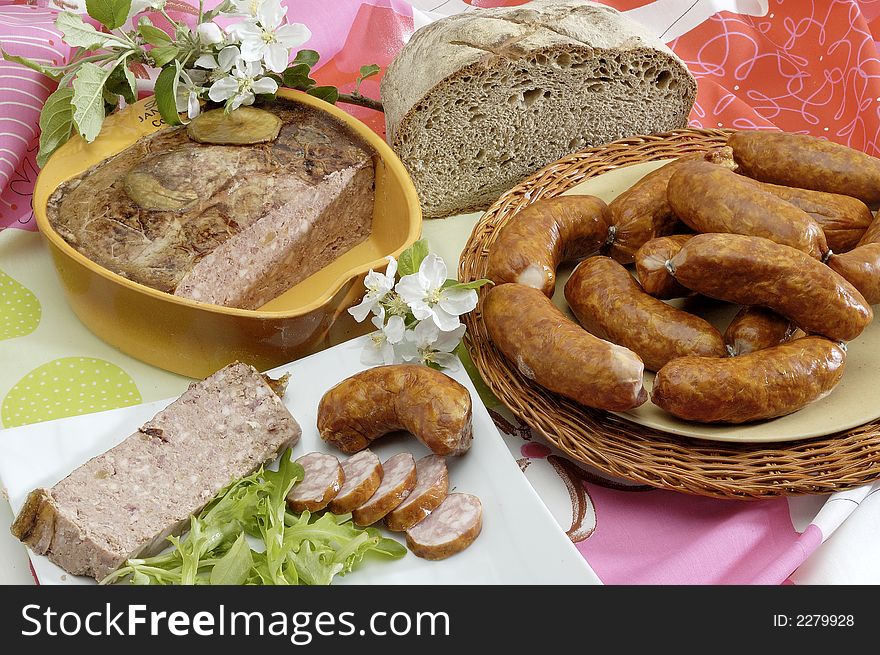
[208,76,238,102]
[418,254,447,290]
[348,297,376,323]
[395,274,427,304]
[239,39,264,62]
[384,315,406,344]
[187,92,201,119]
[197,22,224,45]
[230,90,255,110]
[433,352,460,371]
[257,0,286,30]
[263,43,288,73]
[252,75,278,95]
[433,324,466,352]
[194,53,218,69]
[217,46,241,72]
[396,340,419,362]
[410,319,438,347]
[438,288,478,317]
[361,338,386,367]
[409,303,433,322]
[431,307,462,332]
[275,22,312,48]
[385,256,398,280]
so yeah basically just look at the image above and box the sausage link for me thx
[564,256,725,371]
[754,182,873,253]
[487,195,611,296]
[652,336,846,423]
[317,365,472,456]
[668,233,872,341]
[857,212,880,247]
[827,243,880,305]
[606,149,736,265]
[668,161,829,259]
[635,234,693,299]
[484,283,647,411]
[724,306,795,356]
[729,130,880,205]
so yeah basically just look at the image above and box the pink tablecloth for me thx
[1,0,879,584]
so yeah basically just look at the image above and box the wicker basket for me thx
[459,128,880,499]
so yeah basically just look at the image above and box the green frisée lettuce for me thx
[100,449,406,585]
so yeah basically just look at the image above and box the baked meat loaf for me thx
[10,362,301,581]
[47,99,375,310]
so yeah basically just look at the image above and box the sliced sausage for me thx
[652,336,847,423]
[405,493,483,560]
[351,453,416,527]
[318,365,472,456]
[486,195,611,296]
[724,306,795,356]
[729,130,880,205]
[668,234,872,341]
[668,161,829,259]
[328,450,383,515]
[606,148,736,265]
[286,453,344,513]
[634,234,693,299]
[483,283,647,412]
[385,455,448,532]
[564,256,725,371]
[754,182,873,253]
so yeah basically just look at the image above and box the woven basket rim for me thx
[459,127,880,499]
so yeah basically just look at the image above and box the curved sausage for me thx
[668,234,872,341]
[729,130,880,205]
[483,283,647,411]
[486,195,611,296]
[405,493,482,560]
[827,243,880,305]
[857,212,880,247]
[385,455,448,532]
[668,161,829,259]
[634,234,693,299]
[606,149,736,265]
[755,182,873,253]
[351,453,416,527]
[317,365,472,456]
[652,336,846,423]
[724,306,795,356]
[328,450,383,515]
[286,452,344,513]
[564,256,725,371]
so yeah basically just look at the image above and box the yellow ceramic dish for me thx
[33,91,422,378]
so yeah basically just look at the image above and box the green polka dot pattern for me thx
[0,270,41,341]
[2,358,142,427]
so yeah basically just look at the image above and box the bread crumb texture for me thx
[381,0,696,217]
[2,357,142,428]
[0,269,40,341]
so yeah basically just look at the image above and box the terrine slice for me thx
[10,362,301,581]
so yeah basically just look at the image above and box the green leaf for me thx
[37,87,75,168]
[397,239,430,277]
[442,278,493,291]
[359,64,381,80]
[150,44,179,68]
[86,0,132,30]
[106,63,137,104]
[0,50,61,80]
[153,65,182,126]
[292,49,320,68]
[306,85,339,104]
[281,63,316,90]
[209,533,253,585]
[138,24,173,46]
[71,61,114,142]
[56,12,111,49]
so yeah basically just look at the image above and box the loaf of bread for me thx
[381,0,696,218]
[11,362,301,581]
[47,99,375,310]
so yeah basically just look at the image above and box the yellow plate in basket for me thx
[33,91,421,379]
[548,159,880,443]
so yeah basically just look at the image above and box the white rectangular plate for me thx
[0,335,599,585]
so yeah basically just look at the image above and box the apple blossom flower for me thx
[348,257,398,322]
[208,57,277,110]
[395,254,477,331]
[228,2,311,73]
[361,315,406,367]
[197,22,224,46]
[175,68,207,119]
[398,321,465,370]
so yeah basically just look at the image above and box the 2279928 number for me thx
[796,615,854,627]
